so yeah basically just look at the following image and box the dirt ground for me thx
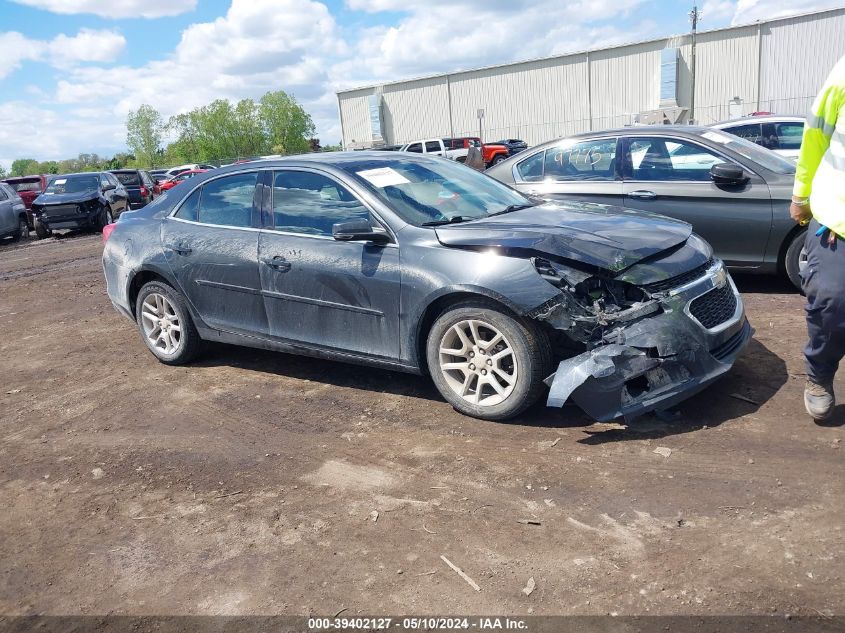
[0,233,842,617]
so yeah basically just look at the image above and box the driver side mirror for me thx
[710,163,748,186]
[332,219,390,244]
[102,183,116,191]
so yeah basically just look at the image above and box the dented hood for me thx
[435,202,692,273]
[34,190,99,206]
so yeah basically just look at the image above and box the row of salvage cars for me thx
[102,123,786,422]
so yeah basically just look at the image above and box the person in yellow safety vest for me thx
[789,53,845,421]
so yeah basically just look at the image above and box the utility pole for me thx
[689,4,701,124]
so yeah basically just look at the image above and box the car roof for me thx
[109,169,142,173]
[3,174,47,181]
[711,114,804,126]
[55,171,105,177]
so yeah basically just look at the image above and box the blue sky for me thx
[0,0,839,168]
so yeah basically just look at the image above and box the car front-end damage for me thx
[528,255,751,421]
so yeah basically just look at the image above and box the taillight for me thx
[139,185,148,197]
[102,223,117,243]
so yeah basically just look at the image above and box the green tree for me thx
[126,104,164,168]
[0,165,6,179]
[10,158,39,176]
[259,90,315,155]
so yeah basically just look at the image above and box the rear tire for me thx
[426,301,552,420]
[491,154,507,166]
[136,281,202,365]
[10,217,29,242]
[784,229,807,291]
[34,219,51,239]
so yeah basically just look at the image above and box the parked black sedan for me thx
[103,153,750,422]
[486,126,803,287]
[32,172,129,238]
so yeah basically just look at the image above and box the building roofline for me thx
[336,6,844,95]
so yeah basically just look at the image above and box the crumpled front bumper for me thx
[544,261,753,422]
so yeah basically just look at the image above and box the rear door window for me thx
[7,179,42,193]
[197,172,258,228]
[544,138,618,181]
[406,143,423,153]
[724,123,762,145]
[773,122,803,150]
[424,141,442,153]
[174,188,200,221]
[516,150,545,182]
[114,172,140,186]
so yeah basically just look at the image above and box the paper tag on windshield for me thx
[356,167,409,188]
[54,179,67,185]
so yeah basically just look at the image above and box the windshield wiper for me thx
[486,203,535,218]
[422,216,470,226]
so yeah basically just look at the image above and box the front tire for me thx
[491,155,507,166]
[784,229,807,290]
[34,219,51,239]
[426,301,552,420]
[136,281,202,365]
[96,207,113,231]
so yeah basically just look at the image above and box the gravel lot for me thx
[0,233,842,617]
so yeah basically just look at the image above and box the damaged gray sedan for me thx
[103,152,752,421]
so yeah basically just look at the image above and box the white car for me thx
[164,163,216,178]
[710,115,804,161]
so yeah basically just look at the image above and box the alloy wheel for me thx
[140,292,182,355]
[438,319,518,406]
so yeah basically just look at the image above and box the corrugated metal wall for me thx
[759,10,845,117]
[337,7,845,149]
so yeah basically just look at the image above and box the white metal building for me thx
[336,7,845,149]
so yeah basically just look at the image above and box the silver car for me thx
[485,126,804,288]
[710,115,804,161]
[0,182,28,242]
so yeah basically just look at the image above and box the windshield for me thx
[113,171,140,185]
[699,129,795,174]
[341,157,531,226]
[45,174,99,194]
[7,179,42,192]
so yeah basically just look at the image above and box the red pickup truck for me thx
[2,175,50,229]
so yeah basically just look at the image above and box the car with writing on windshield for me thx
[31,172,129,238]
[486,126,804,288]
[110,169,157,209]
[102,153,750,422]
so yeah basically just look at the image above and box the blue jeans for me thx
[803,219,845,383]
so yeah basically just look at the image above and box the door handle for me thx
[165,241,192,255]
[628,190,657,200]
[263,256,291,272]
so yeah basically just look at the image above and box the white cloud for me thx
[10,0,196,19]
[702,0,737,23]
[5,0,841,167]
[0,28,125,79]
[0,100,124,165]
[733,0,844,23]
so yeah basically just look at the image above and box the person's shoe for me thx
[804,380,835,420]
